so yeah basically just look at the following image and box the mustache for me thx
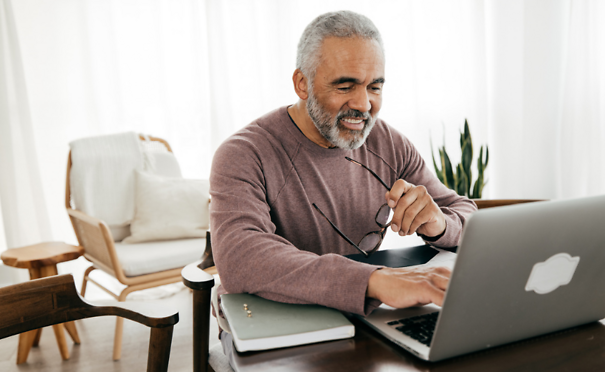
[337,109,372,122]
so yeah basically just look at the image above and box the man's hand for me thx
[367,266,451,308]
[386,179,446,238]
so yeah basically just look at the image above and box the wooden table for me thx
[1,242,84,364]
[231,315,605,371]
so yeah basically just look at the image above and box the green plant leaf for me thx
[464,119,471,143]
[471,173,482,198]
[456,164,468,196]
[430,137,444,183]
[442,148,455,190]
[477,146,484,174]
[439,148,448,187]
[471,169,488,199]
[461,141,472,194]
[456,119,472,195]
[473,146,485,199]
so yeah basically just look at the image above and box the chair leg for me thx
[192,287,212,372]
[51,324,70,360]
[64,321,81,344]
[147,326,174,372]
[16,330,37,364]
[113,317,124,361]
[32,328,42,347]
[113,286,134,361]
[80,266,96,297]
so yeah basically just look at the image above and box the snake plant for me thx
[431,119,489,198]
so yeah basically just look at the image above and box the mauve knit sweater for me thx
[210,106,477,316]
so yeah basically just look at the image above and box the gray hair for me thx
[296,10,384,86]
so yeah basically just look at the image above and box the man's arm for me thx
[364,132,475,307]
[210,134,380,316]
[365,178,457,308]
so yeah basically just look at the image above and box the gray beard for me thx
[306,90,376,150]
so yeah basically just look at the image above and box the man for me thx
[210,10,476,339]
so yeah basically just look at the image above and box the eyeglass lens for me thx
[359,232,382,252]
[358,204,392,252]
[376,204,390,227]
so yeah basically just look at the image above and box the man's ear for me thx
[292,69,309,101]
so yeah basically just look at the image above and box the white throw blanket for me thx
[69,132,143,228]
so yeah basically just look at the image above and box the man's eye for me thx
[370,86,382,92]
[337,86,352,91]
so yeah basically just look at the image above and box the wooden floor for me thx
[0,286,221,372]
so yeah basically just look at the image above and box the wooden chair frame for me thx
[182,259,215,372]
[0,274,179,371]
[65,135,212,360]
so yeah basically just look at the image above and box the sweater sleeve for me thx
[210,135,382,316]
[399,136,477,248]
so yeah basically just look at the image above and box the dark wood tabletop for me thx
[232,316,605,372]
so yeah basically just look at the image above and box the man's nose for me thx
[348,88,371,113]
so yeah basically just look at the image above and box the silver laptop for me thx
[358,194,605,362]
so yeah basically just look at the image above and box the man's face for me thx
[306,37,385,149]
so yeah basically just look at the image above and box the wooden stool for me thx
[1,241,84,364]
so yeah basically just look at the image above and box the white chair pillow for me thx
[122,171,210,244]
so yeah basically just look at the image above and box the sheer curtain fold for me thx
[485,0,570,200]
[1,0,604,258]
[0,0,52,252]
[558,0,605,198]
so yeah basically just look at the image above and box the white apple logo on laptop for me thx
[525,253,580,294]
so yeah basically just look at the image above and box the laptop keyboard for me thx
[386,312,439,346]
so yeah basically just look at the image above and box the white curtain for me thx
[0,0,52,252]
[1,0,604,255]
[557,0,605,198]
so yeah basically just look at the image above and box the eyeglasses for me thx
[312,157,392,257]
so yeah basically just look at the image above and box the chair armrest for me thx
[87,299,179,329]
[0,274,178,338]
[182,260,215,291]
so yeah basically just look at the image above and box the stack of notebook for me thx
[220,293,355,352]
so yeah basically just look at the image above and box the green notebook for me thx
[220,293,355,352]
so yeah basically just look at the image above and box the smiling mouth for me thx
[340,117,366,131]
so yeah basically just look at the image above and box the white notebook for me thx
[221,293,355,352]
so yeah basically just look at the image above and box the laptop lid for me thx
[429,195,605,361]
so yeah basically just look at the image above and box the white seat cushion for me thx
[115,238,204,277]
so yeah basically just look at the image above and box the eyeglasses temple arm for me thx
[312,203,369,257]
[345,157,391,191]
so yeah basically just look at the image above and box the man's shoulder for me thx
[227,106,288,138]
[214,106,297,162]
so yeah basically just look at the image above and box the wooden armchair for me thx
[66,134,207,360]
[0,274,178,371]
